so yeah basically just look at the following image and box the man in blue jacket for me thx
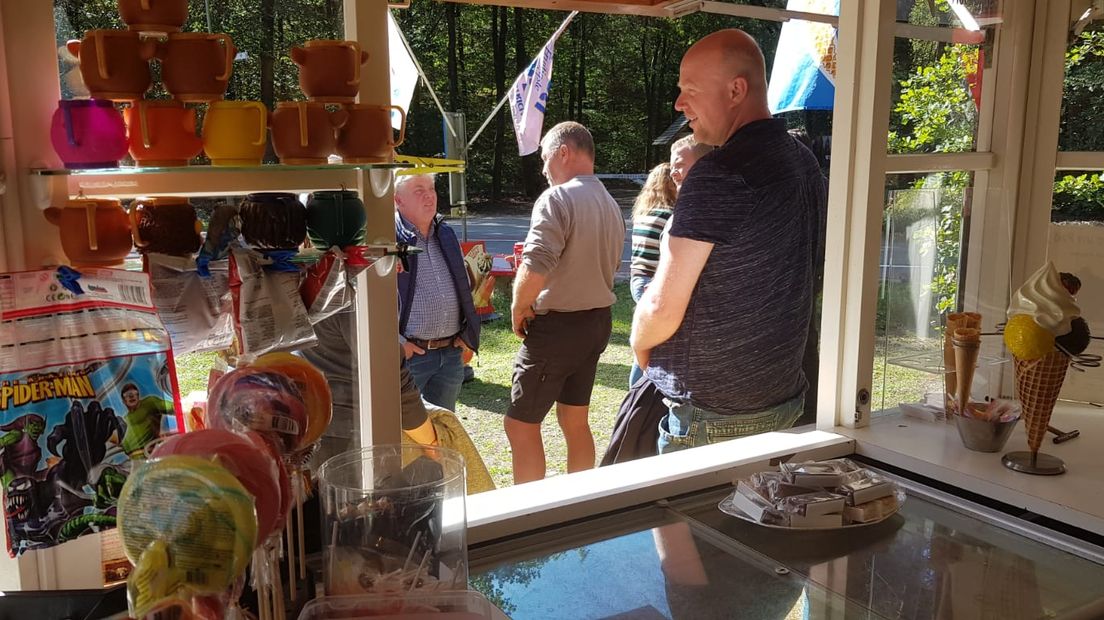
[395,173,480,412]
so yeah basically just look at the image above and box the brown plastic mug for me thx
[125,99,202,166]
[129,196,203,256]
[45,198,133,267]
[291,40,369,103]
[335,104,405,164]
[159,32,235,102]
[117,0,188,33]
[67,30,155,101]
[270,101,348,165]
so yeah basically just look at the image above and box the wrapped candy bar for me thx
[789,513,844,528]
[780,458,861,487]
[837,476,894,506]
[732,481,786,525]
[748,471,786,495]
[844,494,900,524]
[777,490,846,517]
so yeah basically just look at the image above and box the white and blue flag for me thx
[767,0,839,114]
[509,40,557,156]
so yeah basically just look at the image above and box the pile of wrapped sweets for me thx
[729,459,899,528]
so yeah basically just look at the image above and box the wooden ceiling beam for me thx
[436,0,685,18]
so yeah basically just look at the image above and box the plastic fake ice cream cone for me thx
[1013,350,1070,453]
[943,313,981,417]
[952,328,981,417]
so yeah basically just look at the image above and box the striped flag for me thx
[767,0,839,114]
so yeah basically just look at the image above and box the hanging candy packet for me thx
[300,246,379,325]
[0,267,181,556]
[147,253,234,355]
[228,247,316,357]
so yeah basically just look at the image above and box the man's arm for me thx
[511,263,547,339]
[630,234,714,368]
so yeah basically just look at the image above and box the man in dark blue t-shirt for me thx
[631,29,827,453]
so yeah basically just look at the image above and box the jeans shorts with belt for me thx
[657,393,805,454]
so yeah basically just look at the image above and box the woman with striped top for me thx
[629,162,678,303]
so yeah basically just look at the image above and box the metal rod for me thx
[466,11,579,153]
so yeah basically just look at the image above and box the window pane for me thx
[888,2,1002,154]
[1059,23,1104,151]
[873,172,975,413]
[54,0,345,102]
[1048,170,1104,404]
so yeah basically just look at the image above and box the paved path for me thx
[445,187,638,281]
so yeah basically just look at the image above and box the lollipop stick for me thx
[273,554,286,620]
[296,475,307,581]
[402,531,423,572]
[285,519,296,602]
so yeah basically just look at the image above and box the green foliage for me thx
[888,46,978,154]
[1053,172,1104,221]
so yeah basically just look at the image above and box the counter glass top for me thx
[470,471,1104,619]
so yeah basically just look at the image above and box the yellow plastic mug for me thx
[202,101,268,166]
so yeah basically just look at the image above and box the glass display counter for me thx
[470,468,1104,620]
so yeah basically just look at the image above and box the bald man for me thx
[631,29,827,453]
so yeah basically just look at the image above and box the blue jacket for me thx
[395,213,481,352]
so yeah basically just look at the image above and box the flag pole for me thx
[390,11,459,140]
[465,10,579,154]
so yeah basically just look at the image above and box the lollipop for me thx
[207,367,309,454]
[151,429,285,542]
[251,352,333,448]
[118,456,258,616]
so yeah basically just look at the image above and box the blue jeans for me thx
[405,346,464,412]
[628,274,653,388]
[657,394,805,454]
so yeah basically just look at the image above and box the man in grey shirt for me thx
[507,121,626,484]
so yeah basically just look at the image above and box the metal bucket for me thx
[954,414,1020,453]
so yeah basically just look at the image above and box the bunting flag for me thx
[767,0,839,114]
[388,12,418,130]
[509,39,557,156]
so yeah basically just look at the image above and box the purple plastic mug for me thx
[50,99,128,169]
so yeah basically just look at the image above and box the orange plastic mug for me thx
[129,196,203,256]
[117,0,188,33]
[45,198,133,267]
[159,32,235,102]
[290,40,369,103]
[125,99,202,166]
[67,30,155,101]
[335,104,405,164]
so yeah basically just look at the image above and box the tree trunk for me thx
[576,15,587,123]
[515,8,542,198]
[259,0,276,111]
[491,6,508,202]
[447,4,461,112]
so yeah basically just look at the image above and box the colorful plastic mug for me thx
[290,40,369,103]
[67,30,155,101]
[306,190,366,249]
[125,99,202,167]
[239,193,307,250]
[270,101,346,165]
[129,196,203,256]
[202,101,268,166]
[50,99,128,169]
[335,104,405,164]
[158,32,235,102]
[117,0,188,33]
[45,198,133,267]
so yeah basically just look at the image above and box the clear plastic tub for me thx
[296,590,508,619]
[316,445,468,597]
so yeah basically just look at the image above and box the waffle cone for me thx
[1013,351,1070,452]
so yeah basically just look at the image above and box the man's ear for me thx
[730,75,748,106]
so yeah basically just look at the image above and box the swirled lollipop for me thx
[251,352,333,449]
[151,429,285,543]
[118,456,257,617]
[207,367,308,454]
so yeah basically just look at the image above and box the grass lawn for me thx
[173,282,939,491]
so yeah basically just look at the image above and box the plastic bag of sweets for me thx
[300,246,380,325]
[0,267,182,556]
[147,253,234,355]
[228,247,316,357]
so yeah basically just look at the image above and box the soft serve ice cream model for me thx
[1002,262,1093,475]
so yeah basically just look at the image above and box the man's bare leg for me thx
[505,416,546,484]
[556,403,595,473]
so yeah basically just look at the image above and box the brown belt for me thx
[406,335,457,350]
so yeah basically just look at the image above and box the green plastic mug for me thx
[306,190,366,249]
